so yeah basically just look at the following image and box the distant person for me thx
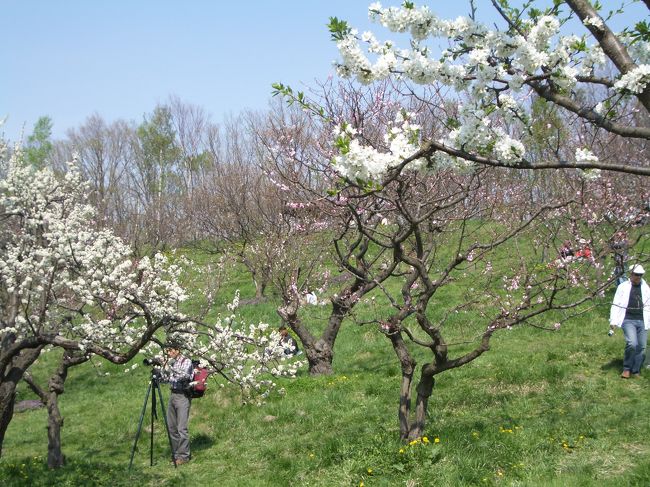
[610,231,629,285]
[559,240,574,259]
[610,265,650,378]
[575,238,592,260]
[279,326,300,356]
[161,341,193,464]
[304,291,318,305]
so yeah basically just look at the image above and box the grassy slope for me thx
[2,249,650,487]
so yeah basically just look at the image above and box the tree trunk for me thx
[45,396,65,468]
[254,279,267,299]
[278,294,345,376]
[388,332,417,441]
[0,381,18,458]
[24,351,87,469]
[410,368,435,440]
[304,339,334,376]
[0,347,43,457]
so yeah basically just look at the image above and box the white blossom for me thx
[583,16,604,30]
[575,148,599,164]
[614,64,650,94]
[327,2,645,175]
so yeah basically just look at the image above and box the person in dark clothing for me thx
[559,240,574,259]
[610,231,629,285]
[161,342,193,464]
[279,326,300,356]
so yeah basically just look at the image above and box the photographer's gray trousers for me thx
[167,391,191,460]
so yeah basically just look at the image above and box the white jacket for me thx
[609,279,650,329]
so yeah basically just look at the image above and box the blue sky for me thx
[1,1,646,141]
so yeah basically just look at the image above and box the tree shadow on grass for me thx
[191,433,214,453]
[601,358,623,373]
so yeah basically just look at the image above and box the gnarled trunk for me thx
[0,381,18,458]
[304,339,334,376]
[254,279,267,299]
[410,370,435,441]
[0,347,43,457]
[388,331,417,441]
[45,396,65,468]
[24,352,87,469]
[278,293,350,376]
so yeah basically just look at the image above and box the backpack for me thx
[186,360,208,398]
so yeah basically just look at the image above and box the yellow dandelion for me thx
[399,448,405,454]
[367,468,373,475]
[422,436,429,444]
[434,437,440,443]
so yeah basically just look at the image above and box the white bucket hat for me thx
[629,264,646,275]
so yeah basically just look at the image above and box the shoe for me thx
[175,458,190,465]
[621,370,631,379]
[632,373,641,378]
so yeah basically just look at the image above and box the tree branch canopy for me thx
[324,1,650,178]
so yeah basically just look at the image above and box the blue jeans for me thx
[622,319,648,374]
[167,391,191,460]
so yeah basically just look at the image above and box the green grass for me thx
[3,250,650,486]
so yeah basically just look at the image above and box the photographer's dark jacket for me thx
[162,356,193,392]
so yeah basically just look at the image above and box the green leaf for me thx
[328,17,351,41]
[446,118,461,130]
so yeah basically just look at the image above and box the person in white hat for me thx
[610,264,650,378]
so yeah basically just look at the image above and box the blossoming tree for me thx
[329,0,650,177]
[0,147,302,464]
[327,138,646,440]
[318,0,650,440]
[0,147,190,458]
[270,0,648,440]
[160,290,304,402]
[257,92,413,375]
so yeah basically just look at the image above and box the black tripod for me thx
[128,369,177,468]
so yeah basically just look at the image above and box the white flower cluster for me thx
[575,148,599,165]
[614,64,650,94]
[161,295,304,403]
[582,16,604,30]
[0,150,187,354]
[575,148,602,180]
[331,2,644,173]
[333,111,426,181]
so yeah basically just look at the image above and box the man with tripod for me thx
[161,341,193,465]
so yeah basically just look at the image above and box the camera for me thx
[142,357,162,366]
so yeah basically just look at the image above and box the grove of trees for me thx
[1,0,649,470]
